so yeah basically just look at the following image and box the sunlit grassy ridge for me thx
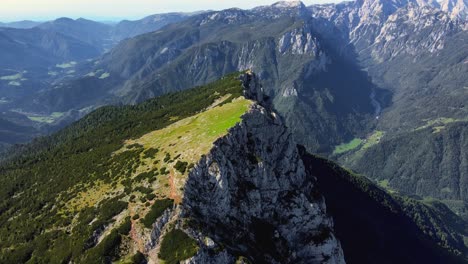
[66,95,251,211]
[0,72,248,263]
[120,96,252,202]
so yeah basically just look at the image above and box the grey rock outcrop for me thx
[440,0,468,20]
[371,3,463,60]
[181,73,345,263]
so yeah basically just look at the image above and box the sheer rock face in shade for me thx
[181,73,345,264]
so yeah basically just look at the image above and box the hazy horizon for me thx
[0,0,344,22]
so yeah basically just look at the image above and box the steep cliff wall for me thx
[178,73,345,263]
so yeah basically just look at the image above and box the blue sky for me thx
[0,0,343,22]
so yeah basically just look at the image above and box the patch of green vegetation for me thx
[99,197,128,222]
[378,179,389,188]
[56,61,77,68]
[333,138,363,154]
[141,199,174,228]
[361,131,384,150]
[163,153,171,162]
[134,186,152,195]
[174,161,189,174]
[236,256,252,264]
[441,187,453,194]
[0,73,22,81]
[335,130,386,166]
[51,112,65,118]
[99,72,110,79]
[433,126,446,133]
[81,217,131,263]
[117,251,146,264]
[131,252,146,264]
[160,167,169,175]
[143,148,159,158]
[415,117,468,132]
[146,193,156,201]
[377,179,396,193]
[27,116,55,123]
[27,112,65,123]
[158,229,198,264]
[133,170,158,183]
[8,81,21,86]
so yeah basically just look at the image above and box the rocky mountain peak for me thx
[372,3,457,60]
[199,8,251,25]
[182,72,346,263]
[272,0,306,8]
[355,0,412,23]
[440,0,468,19]
[254,0,310,18]
[309,0,466,52]
[415,0,441,7]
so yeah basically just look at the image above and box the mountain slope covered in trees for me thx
[1,73,465,263]
[0,2,466,256]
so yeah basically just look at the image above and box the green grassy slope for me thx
[0,72,248,263]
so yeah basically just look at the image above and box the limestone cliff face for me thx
[371,4,463,60]
[180,73,345,263]
[440,0,468,20]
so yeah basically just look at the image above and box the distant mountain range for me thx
[15,1,378,153]
[0,20,42,29]
[0,12,204,67]
[0,12,204,150]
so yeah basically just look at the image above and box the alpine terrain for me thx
[0,72,465,263]
[0,0,467,263]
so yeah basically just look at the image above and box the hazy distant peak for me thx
[53,17,75,23]
[272,0,306,8]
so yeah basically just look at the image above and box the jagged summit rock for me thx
[254,0,310,18]
[440,0,468,19]
[371,3,461,60]
[272,0,306,8]
[182,72,345,263]
[415,0,441,7]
